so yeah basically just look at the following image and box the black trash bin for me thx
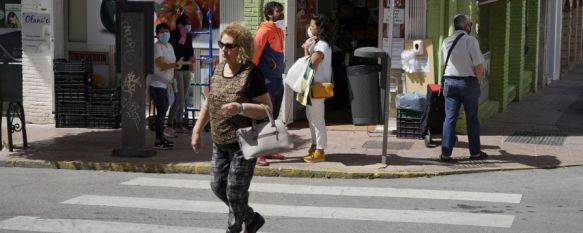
[347,65,381,125]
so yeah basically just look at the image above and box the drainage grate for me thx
[363,141,414,150]
[505,131,567,146]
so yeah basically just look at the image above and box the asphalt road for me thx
[0,167,582,233]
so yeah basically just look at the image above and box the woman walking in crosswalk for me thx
[190,23,273,233]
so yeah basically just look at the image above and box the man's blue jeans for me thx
[442,76,481,156]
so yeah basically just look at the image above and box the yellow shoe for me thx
[303,145,317,160]
[304,150,325,163]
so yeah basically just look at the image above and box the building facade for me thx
[1,0,580,126]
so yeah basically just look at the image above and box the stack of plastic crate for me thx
[53,60,92,128]
[396,109,423,139]
[86,88,121,129]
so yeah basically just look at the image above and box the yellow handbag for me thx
[311,72,334,99]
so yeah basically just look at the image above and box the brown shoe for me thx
[439,154,453,162]
[469,151,488,160]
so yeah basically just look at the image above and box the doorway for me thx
[286,0,380,126]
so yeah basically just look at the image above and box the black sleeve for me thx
[169,30,181,58]
[248,66,268,99]
[185,36,194,60]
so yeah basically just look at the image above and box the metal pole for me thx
[381,0,395,164]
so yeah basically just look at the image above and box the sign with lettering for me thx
[69,51,108,64]
[21,12,50,54]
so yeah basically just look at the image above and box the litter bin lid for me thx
[354,47,387,58]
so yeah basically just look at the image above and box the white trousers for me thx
[306,99,327,150]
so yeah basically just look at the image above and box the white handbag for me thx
[237,105,294,160]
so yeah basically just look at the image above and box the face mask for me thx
[184,25,192,32]
[275,20,285,29]
[307,27,313,38]
[158,32,170,42]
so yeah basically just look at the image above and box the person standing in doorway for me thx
[439,14,488,161]
[252,1,286,166]
[302,14,332,163]
[168,15,194,135]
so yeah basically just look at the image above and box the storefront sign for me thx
[69,51,108,64]
[21,12,50,54]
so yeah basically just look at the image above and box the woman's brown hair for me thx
[220,23,255,64]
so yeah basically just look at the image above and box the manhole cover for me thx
[505,131,566,146]
[363,140,414,150]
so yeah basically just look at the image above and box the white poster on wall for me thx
[21,12,51,54]
[383,8,404,24]
[383,38,404,69]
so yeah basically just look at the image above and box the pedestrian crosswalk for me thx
[121,177,523,203]
[0,176,523,232]
[0,216,234,233]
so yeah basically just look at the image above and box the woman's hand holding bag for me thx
[236,105,294,160]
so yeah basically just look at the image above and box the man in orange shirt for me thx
[252,2,286,166]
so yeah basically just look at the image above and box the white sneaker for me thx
[164,128,177,138]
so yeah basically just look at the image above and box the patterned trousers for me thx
[211,142,257,233]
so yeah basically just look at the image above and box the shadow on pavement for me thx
[322,148,561,170]
[6,130,210,163]
[6,128,314,165]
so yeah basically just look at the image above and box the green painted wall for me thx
[479,5,490,53]
[244,0,286,34]
[508,0,526,101]
[488,0,511,112]
[525,0,539,91]
[427,0,445,84]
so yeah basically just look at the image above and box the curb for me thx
[1,158,582,179]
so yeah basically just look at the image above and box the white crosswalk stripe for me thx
[0,216,243,233]
[61,194,515,228]
[121,177,523,203]
[0,176,524,232]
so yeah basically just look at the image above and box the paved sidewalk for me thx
[2,68,583,178]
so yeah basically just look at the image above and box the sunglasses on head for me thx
[218,41,238,50]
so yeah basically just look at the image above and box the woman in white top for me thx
[303,14,332,163]
[150,23,178,149]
